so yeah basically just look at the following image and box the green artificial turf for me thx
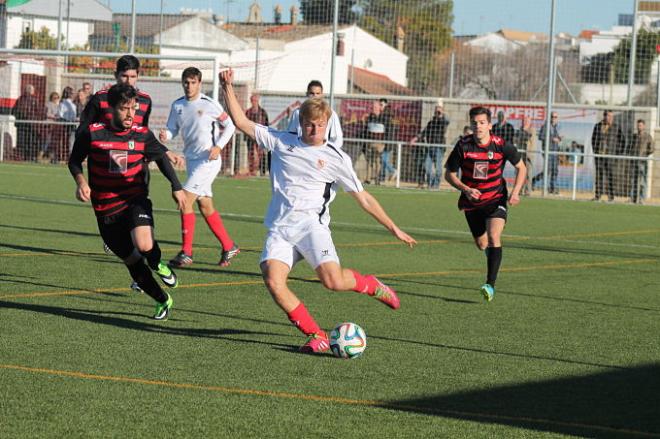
[1,162,659,438]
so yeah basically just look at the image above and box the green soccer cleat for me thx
[153,293,173,321]
[480,283,495,302]
[156,262,178,288]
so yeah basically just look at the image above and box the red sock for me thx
[204,211,234,250]
[350,270,379,296]
[181,212,196,255]
[287,302,322,336]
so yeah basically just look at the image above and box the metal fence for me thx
[0,0,659,204]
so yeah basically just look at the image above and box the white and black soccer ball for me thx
[329,322,367,359]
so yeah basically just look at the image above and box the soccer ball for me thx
[329,322,367,359]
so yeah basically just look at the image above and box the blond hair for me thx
[299,98,331,124]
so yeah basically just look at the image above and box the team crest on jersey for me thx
[197,109,204,117]
[128,140,135,150]
[488,151,494,160]
[474,161,489,179]
[134,102,140,110]
[317,159,326,169]
[175,104,183,115]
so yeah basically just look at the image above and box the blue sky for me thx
[104,0,633,36]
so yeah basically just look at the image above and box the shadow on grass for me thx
[384,363,660,438]
[371,333,626,371]
[0,300,294,350]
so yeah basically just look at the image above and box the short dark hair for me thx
[116,55,140,74]
[107,83,138,109]
[604,110,613,116]
[307,80,323,91]
[469,106,491,122]
[637,119,646,124]
[182,66,202,81]
[379,98,388,105]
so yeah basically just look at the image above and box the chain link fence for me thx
[0,0,658,204]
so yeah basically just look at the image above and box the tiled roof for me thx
[224,23,351,42]
[93,14,193,38]
[349,66,414,96]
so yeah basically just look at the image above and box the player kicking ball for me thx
[444,106,526,302]
[69,83,186,320]
[220,68,416,354]
[160,67,239,268]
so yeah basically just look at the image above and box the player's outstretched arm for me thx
[219,69,256,140]
[509,159,526,206]
[350,190,417,248]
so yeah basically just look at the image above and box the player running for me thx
[69,83,186,320]
[78,54,181,291]
[160,67,239,268]
[220,68,416,354]
[444,106,526,302]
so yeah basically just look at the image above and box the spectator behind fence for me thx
[535,112,561,194]
[245,93,269,176]
[629,119,654,204]
[515,115,536,195]
[12,84,44,161]
[409,102,450,189]
[52,86,77,163]
[74,88,88,118]
[43,91,60,162]
[492,111,515,145]
[591,110,625,202]
[364,98,393,184]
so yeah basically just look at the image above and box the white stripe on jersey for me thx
[165,93,235,160]
[254,124,362,229]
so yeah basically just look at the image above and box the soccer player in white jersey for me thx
[160,67,240,268]
[220,68,417,354]
[287,80,343,146]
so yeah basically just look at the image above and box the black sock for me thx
[485,246,502,286]
[141,241,162,271]
[127,261,167,303]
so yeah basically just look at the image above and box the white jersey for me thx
[287,108,343,147]
[254,124,363,229]
[164,93,235,160]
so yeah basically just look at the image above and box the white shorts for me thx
[260,221,340,269]
[183,158,223,197]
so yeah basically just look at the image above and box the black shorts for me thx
[464,197,508,238]
[97,197,155,259]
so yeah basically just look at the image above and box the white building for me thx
[227,23,409,94]
[464,29,548,54]
[1,0,112,49]
[90,13,248,78]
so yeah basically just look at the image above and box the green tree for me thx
[16,26,58,50]
[612,29,660,85]
[300,0,358,24]
[360,1,453,93]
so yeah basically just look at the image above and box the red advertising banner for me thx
[475,104,546,121]
[340,99,422,141]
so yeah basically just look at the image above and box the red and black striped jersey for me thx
[77,88,152,137]
[445,134,521,211]
[69,123,181,218]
